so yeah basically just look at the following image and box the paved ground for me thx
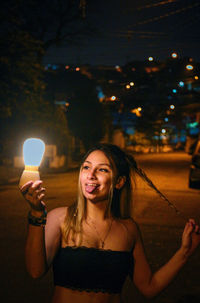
[0,151,200,303]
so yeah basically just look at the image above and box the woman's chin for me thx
[84,193,109,204]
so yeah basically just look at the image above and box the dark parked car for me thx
[189,140,200,189]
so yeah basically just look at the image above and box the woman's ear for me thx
[115,176,126,190]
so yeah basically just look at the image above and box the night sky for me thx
[44,0,200,66]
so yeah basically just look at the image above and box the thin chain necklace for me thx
[87,217,114,249]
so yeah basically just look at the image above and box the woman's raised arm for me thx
[132,220,200,298]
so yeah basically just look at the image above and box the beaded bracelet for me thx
[28,208,47,226]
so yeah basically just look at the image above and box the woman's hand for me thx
[181,219,200,258]
[20,180,46,212]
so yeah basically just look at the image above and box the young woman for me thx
[20,143,200,303]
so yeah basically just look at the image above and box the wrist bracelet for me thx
[28,208,47,226]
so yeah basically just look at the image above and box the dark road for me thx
[0,151,200,303]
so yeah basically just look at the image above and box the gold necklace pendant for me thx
[87,217,113,249]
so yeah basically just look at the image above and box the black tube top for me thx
[53,246,134,294]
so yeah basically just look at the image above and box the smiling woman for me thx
[19,143,200,303]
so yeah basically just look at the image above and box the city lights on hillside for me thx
[171,52,178,59]
[178,81,184,87]
[186,64,194,71]
[131,107,142,117]
[110,95,116,101]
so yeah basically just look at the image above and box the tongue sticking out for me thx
[85,185,98,193]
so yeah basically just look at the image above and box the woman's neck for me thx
[86,200,110,222]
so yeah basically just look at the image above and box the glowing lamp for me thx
[186,64,194,71]
[171,52,178,59]
[148,56,154,62]
[19,138,45,187]
[111,95,116,101]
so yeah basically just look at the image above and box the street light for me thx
[126,84,131,89]
[130,82,135,86]
[131,107,142,117]
[171,52,178,59]
[148,56,154,62]
[178,81,184,87]
[170,104,175,110]
[110,96,116,101]
[186,64,194,71]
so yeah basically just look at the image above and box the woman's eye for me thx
[82,165,90,170]
[99,168,109,172]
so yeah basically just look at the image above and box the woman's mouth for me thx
[85,183,99,193]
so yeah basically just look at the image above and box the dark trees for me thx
[0,0,97,160]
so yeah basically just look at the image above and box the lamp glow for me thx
[19,138,45,187]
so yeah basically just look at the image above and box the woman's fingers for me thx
[32,187,46,199]
[188,219,200,234]
[20,181,33,195]
[28,180,43,195]
[20,180,46,210]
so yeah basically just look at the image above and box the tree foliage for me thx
[45,70,105,151]
[0,0,96,160]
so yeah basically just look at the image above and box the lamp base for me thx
[19,169,40,188]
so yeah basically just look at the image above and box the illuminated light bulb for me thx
[111,96,116,101]
[148,56,154,62]
[186,64,194,71]
[19,138,45,187]
[179,81,184,87]
[171,52,178,59]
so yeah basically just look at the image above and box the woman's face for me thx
[80,150,114,203]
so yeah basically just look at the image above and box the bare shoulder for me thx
[119,218,140,238]
[47,206,68,226]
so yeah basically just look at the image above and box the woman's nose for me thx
[87,169,96,179]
